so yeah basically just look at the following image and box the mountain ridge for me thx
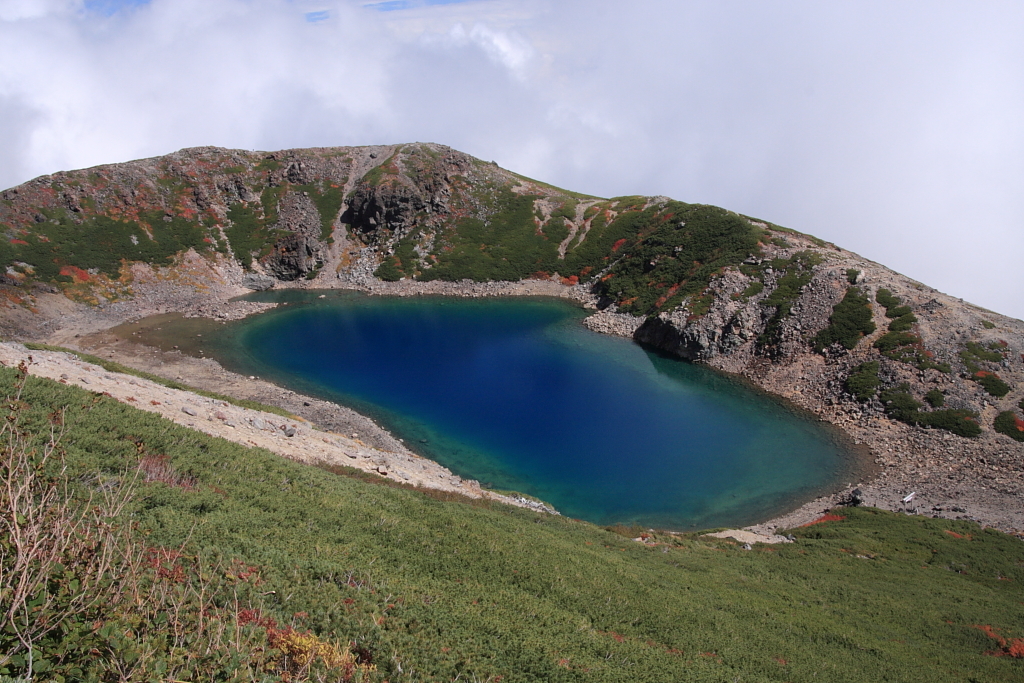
[0,143,1022,532]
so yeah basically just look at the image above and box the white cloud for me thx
[1,0,1022,318]
[465,23,532,75]
[0,0,75,21]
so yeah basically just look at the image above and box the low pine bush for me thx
[993,411,1024,442]
[812,287,876,353]
[739,280,763,299]
[974,372,1011,398]
[921,409,983,437]
[961,342,1005,372]
[846,361,881,401]
[373,257,403,281]
[879,384,981,437]
[875,288,901,312]
[874,331,918,353]
[887,305,913,319]
[888,313,918,332]
[879,384,923,422]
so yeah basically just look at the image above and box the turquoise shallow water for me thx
[199,291,857,529]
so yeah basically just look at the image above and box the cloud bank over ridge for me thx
[1,0,1022,318]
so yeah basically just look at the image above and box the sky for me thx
[1,0,1022,319]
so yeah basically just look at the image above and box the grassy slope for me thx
[5,367,1023,682]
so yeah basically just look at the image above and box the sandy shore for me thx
[0,341,556,515]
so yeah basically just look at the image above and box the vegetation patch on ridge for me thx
[993,410,1024,442]
[580,202,764,316]
[872,289,950,373]
[754,251,821,352]
[845,361,881,402]
[0,209,208,282]
[812,286,875,353]
[879,383,982,437]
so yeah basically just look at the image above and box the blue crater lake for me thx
[164,291,860,530]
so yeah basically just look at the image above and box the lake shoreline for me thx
[20,272,1024,535]
[117,293,865,529]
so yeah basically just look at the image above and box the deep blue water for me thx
[202,292,857,529]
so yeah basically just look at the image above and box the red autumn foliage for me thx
[145,548,189,583]
[238,608,278,630]
[9,238,28,245]
[974,370,995,378]
[59,265,92,282]
[611,238,627,252]
[580,266,593,276]
[973,624,1024,658]
[654,283,681,308]
[944,530,972,540]
[799,513,846,527]
[227,558,263,585]
[561,275,579,286]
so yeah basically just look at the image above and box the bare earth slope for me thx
[0,143,1021,533]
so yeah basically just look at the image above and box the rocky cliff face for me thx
[1,144,1022,509]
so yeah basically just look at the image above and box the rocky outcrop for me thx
[263,191,328,279]
[346,180,429,240]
